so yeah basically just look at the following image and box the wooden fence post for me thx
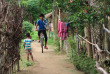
[17,60,20,71]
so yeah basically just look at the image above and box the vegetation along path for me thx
[17,42,84,74]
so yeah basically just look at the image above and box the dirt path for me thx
[17,42,84,74]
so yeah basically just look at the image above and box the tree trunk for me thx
[52,0,59,41]
[54,8,58,39]
[103,0,108,50]
[108,16,110,52]
[84,24,92,57]
[52,0,56,41]
[48,23,51,38]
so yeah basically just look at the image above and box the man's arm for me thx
[36,24,38,31]
[44,19,48,30]
[46,25,49,30]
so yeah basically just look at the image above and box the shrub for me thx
[22,21,33,35]
[30,31,38,40]
[67,35,98,74]
[72,52,98,74]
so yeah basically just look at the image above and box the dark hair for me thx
[26,33,30,37]
[40,13,44,17]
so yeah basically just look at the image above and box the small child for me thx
[23,33,34,62]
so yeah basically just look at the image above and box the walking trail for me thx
[17,42,84,74]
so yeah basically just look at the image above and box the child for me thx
[23,33,34,62]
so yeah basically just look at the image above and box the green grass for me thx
[47,37,54,45]
[47,32,54,45]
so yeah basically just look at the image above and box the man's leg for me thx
[43,30,48,49]
[38,30,41,42]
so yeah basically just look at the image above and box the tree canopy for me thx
[20,0,53,21]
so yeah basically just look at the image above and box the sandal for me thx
[45,46,48,50]
[37,40,40,43]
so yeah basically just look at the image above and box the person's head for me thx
[40,14,44,20]
[26,33,30,38]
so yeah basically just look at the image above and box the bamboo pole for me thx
[59,8,63,51]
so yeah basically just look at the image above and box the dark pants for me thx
[38,30,47,41]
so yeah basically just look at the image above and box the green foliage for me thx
[21,0,53,21]
[67,35,77,50]
[56,0,108,29]
[47,37,54,45]
[67,35,77,58]
[39,0,53,13]
[25,62,34,66]
[21,0,42,20]
[27,0,43,20]
[22,21,33,35]
[31,30,38,40]
[72,52,98,74]
[67,36,98,74]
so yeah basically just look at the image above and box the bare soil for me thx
[17,42,84,74]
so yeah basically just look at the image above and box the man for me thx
[36,14,48,49]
